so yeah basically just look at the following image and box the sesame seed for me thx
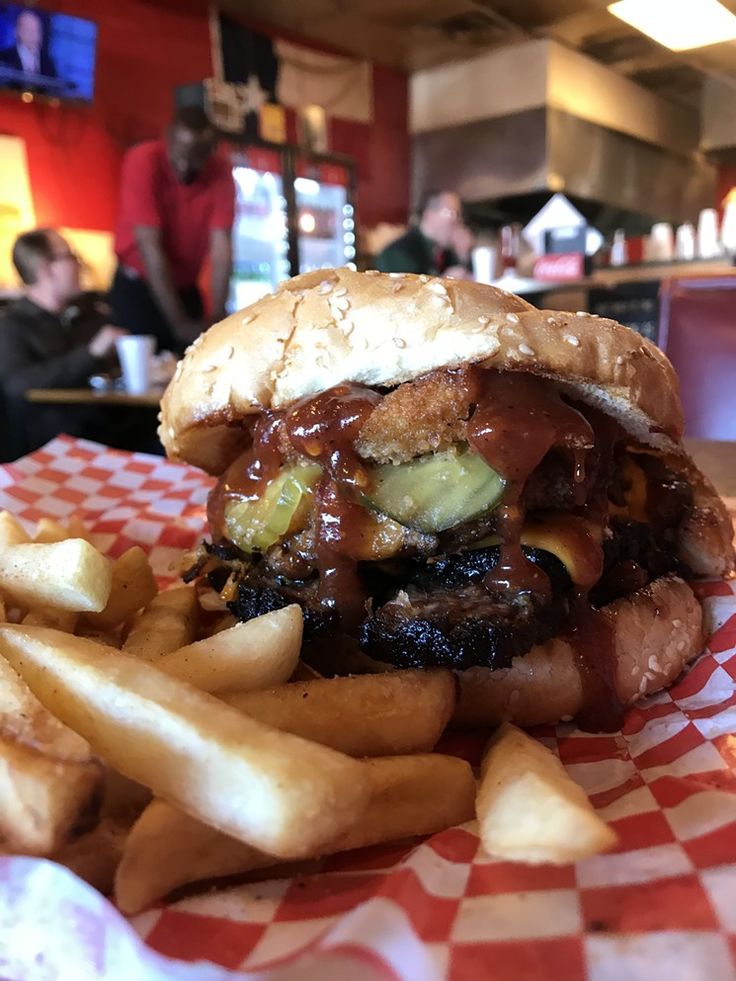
[576,311,587,317]
[203,364,217,373]
[333,286,348,297]
[672,619,682,628]
[333,297,350,312]
[241,313,255,325]
[478,315,490,325]
[342,321,355,336]
[616,355,625,365]
[506,312,520,324]
[317,281,333,295]
[648,655,660,672]
[428,281,447,295]
[564,334,580,347]
[224,345,234,359]
[365,269,380,276]
[391,282,404,293]
[547,316,557,325]
[501,326,515,337]
[389,272,406,279]
[393,337,407,348]
[518,343,536,357]
[316,355,329,369]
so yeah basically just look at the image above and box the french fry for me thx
[122,585,198,660]
[34,517,70,544]
[290,661,323,682]
[0,625,370,859]
[84,547,157,631]
[0,539,112,612]
[0,656,101,855]
[54,817,130,894]
[66,516,92,542]
[156,606,302,694]
[22,607,78,632]
[475,723,617,864]
[224,670,456,756]
[116,753,476,913]
[0,511,30,548]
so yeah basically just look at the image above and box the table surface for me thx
[26,388,163,408]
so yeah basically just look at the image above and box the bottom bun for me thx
[453,576,704,729]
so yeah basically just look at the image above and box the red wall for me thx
[0,0,409,235]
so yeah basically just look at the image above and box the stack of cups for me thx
[675,222,696,260]
[696,208,722,259]
[721,199,736,255]
[649,223,674,262]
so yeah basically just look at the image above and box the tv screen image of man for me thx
[0,7,59,94]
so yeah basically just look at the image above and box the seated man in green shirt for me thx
[375,189,472,278]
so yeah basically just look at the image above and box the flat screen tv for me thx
[0,4,96,102]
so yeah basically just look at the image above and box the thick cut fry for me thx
[122,586,198,660]
[54,817,130,894]
[289,661,323,682]
[66,516,91,542]
[0,511,30,548]
[84,547,157,631]
[34,518,70,544]
[0,625,370,859]
[225,669,455,756]
[0,539,112,612]
[23,607,78,632]
[476,723,617,864]
[157,606,302,694]
[0,656,101,855]
[116,753,476,913]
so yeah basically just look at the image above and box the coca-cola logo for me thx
[533,252,584,282]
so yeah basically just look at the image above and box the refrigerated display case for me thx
[225,145,357,307]
[228,146,290,313]
[292,156,356,273]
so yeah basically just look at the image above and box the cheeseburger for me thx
[160,269,734,732]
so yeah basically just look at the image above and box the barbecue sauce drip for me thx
[567,592,623,732]
[207,411,284,534]
[466,370,594,599]
[284,384,382,629]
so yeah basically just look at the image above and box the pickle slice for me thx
[367,448,504,533]
[224,462,322,554]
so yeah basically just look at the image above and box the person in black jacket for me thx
[0,229,126,459]
[375,190,473,278]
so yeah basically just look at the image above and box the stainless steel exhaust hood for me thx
[410,40,716,225]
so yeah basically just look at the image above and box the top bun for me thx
[159,268,684,475]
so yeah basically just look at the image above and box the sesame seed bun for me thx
[159,268,683,474]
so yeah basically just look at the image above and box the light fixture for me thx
[608,0,736,51]
[299,212,316,234]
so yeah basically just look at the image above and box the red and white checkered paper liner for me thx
[1,435,736,981]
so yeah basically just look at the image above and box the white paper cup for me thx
[471,246,496,284]
[116,335,155,394]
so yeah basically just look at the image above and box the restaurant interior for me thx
[0,0,735,490]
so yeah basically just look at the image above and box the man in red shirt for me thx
[110,106,235,352]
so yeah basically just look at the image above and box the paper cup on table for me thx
[115,335,155,394]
